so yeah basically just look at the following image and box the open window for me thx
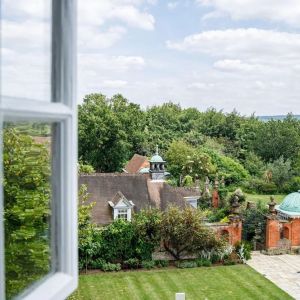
[0,1,77,299]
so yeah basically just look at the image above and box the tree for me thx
[266,157,293,189]
[78,93,145,172]
[161,206,224,259]
[166,140,216,182]
[250,117,300,162]
[4,128,51,299]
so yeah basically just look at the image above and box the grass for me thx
[245,194,286,207]
[69,265,292,300]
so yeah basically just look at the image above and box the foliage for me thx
[241,208,266,243]
[141,260,155,269]
[166,140,216,183]
[4,128,51,299]
[235,242,252,263]
[78,93,145,172]
[132,209,162,261]
[202,148,250,185]
[78,93,300,194]
[154,260,169,268]
[182,175,194,187]
[242,178,278,194]
[175,260,198,269]
[100,220,136,262]
[206,208,228,223]
[266,157,293,189]
[90,258,105,270]
[78,161,95,174]
[242,152,265,177]
[161,206,225,259]
[78,184,98,271]
[250,116,300,163]
[101,262,121,272]
[123,258,140,269]
[196,258,212,267]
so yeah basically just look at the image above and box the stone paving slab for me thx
[247,252,300,299]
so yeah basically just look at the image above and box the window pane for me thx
[3,121,55,299]
[0,1,51,102]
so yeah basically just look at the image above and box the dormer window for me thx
[108,191,134,222]
[117,208,129,220]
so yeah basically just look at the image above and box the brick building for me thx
[265,192,300,253]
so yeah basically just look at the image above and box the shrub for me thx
[101,262,121,272]
[196,258,212,267]
[242,178,277,194]
[154,260,169,268]
[282,176,300,193]
[235,242,252,263]
[123,258,140,269]
[141,260,155,270]
[207,208,228,223]
[201,148,250,185]
[90,258,105,269]
[100,220,136,262]
[132,209,162,261]
[223,259,236,266]
[161,206,225,260]
[175,260,198,269]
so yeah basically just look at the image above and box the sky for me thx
[2,0,300,116]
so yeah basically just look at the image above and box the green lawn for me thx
[245,194,286,207]
[69,265,292,300]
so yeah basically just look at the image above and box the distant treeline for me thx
[78,93,300,194]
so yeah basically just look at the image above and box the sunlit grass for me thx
[69,265,291,300]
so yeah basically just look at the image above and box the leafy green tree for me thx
[4,128,51,299]
[250,116,300,162]
[78,93,145,172]
[166,140,216,182]
[201,148,250,184]
[266,157,293,189]
[161,206,225,259]
[242,152,265,177]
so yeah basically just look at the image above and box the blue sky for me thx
[2,0,300,115]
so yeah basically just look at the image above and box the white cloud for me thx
[79,0,155,30]
[78,26,127,51]
[213,59,263,73]
[167,28,300,74]
[196,0,300,27]
[166,28,300,114]
[167,2,179,10]
[102,80,128,88]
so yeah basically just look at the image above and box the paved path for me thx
[247,252,300,299]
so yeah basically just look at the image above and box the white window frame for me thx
[117,208,129,220]
[0,1,78,299]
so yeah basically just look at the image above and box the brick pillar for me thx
[265,219,280,250]
[230,221,242,245]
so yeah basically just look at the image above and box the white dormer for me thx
[108,191,135,221]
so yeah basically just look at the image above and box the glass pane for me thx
[3,121,55,299]
[0,1,51,102]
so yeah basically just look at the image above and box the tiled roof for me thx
[79,174,201,225]
[124,154,150,174]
